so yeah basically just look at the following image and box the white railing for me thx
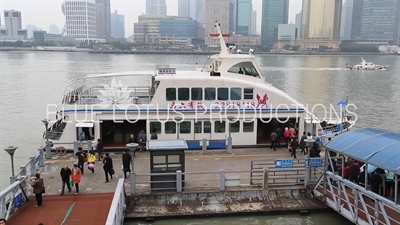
[129,167,320,194]
[105,179,126,225]
[1,149,45,220]
[313,171,400,225]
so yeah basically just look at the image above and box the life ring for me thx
[55,146,67,155]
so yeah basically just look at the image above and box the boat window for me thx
[230,121,240,133]
[230,88,241,100]
[203,121,211,133]
[179,121,191,134]
[166,88,176,101]
[150,122,161,134]
[178,88,189,101]
[217,88,229,100]
[191,88,203,100]
[194,121,202,133]
[227,61,260,77]
[165,121,176,134]
[243,122,254,132]
[244,88,254,100]
[205,87,216,100]
[215,121,226,133]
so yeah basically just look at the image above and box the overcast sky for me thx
[0,0,302,36]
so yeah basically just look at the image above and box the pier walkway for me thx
[313,128,400,225]
[1,146,320,223]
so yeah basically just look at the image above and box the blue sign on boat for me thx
[305,158,323,167]
[14,192,23,209]
[275,159,294,168]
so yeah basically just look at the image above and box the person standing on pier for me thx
[269,131,277,151]
[87,150,96,174]
[71,164,82,194]
[122,150,132,179]
[283,127,291,147]
[96,139,104,161]
[103,153,114,183]
[75,147,87,175]
[139,130,147,151]
[31,173,45,207]
[60,165,72,195]
[275,127,282,148]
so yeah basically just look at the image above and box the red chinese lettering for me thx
[169,102,176,109]
[188,101,194,109]
[197,102,204,109]
[236,102,241,108]
[179,102,186,109]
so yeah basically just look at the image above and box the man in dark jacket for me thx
[370,170,382,194]
[270,131,277,151]
[103,153,114,183]
[350,161,360,184]
[96,139,104,161]
[122,150,132,179]
[275,127,282,148]
[60,165,72,195]
[75,147,86,175]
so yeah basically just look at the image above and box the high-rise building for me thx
[95,0,111,40]
[26,24,41,39]
[250,10,257,35]
[205,0,230,45]
[178,0,205,23]
[0,10,27,40]
[261,0,289,46]
[351,0,399,44]
[62,0,97,41]
[146,0,167,15]
[295,11,302,39]
[111,10,125,38]
[229,0,251,35]
[49,24,60,34]
[301,0,342,49]
[340,0,353,40]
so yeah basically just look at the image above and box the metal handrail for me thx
[105,178,126,225]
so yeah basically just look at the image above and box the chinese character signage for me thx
[275,159,294,168]
[168,93,269,110]
[305,158,323,167]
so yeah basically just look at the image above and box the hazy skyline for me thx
[0,0,302,37]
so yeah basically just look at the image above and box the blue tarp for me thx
[325,128,400,175]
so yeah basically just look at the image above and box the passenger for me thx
[87,150,96,174]
[283,127,291,147]
[300,132,307,155]
[270,131,277,151]
[370,170,382,195]
[343,162,350,180]
[238,68,244,74]
[139,130,147,151]
[151,129,158,140]
[122,150,132,179]
[385,170,394,197]
[275,127,282,148]
[96,139,104,161]
[350,161,360,184]
[75,147,86,175]
[71,164,82,194]
[376,168,386,195]
[0,218,6,225]
[31,173,45,207]
[289,137,298,159]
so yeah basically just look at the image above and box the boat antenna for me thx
[214,22,229,55]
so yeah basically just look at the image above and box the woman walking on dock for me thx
[71,164,82,194]
[87,150,96,174]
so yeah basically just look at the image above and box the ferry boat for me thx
[43,23,355,149]
[350,58,389,70]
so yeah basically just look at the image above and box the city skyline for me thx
[0,0,303,37]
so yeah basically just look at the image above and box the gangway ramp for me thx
[6,193,114,224]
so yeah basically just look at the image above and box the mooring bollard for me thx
[262,167,269,190]
[202,139,207,155]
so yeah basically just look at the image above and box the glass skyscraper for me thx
[261,0,289,46]
[229,0,251,35]
[351,0,399,44]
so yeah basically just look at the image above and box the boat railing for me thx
[105,178,126,225]
[62,85,84,104]
[0,149,45,220]
[66,85,152,105]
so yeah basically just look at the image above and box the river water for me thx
[0,52,399,224]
